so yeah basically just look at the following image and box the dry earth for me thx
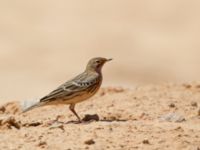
[0,84,200,150]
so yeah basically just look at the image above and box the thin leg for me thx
[69,104,81,122]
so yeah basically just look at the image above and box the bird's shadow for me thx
[46,114,129,126]
[63,119,127,125]
[64,114,128,124]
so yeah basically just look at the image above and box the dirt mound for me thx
[0,101,21,115]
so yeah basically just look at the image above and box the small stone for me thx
[142,139,150,144]
[0,116,21,129]
[183,84,192,89]
[174,126,184,131]
[38,141,47,147]
[23,122,42,127]
[82,114,99,122]
[2,102,21,114]
[169,103,175,108]
[0,106,6,113]
[159,113,185,123]
[84,139,95,145]
[191,102,198,107]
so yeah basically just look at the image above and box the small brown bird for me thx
[23,57,112,122]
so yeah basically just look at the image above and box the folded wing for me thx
[40,72,99,103]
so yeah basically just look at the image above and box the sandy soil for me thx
[0,84,200,150]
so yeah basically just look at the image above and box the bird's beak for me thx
[106,58,113,62]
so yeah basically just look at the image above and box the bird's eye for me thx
[96,60,100,63]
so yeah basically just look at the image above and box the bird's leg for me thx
[69,104,81,123]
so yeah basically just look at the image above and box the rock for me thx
[0,116,21,129]
[142,139,150,144]
[82,114,99,122]
[173,126,184,132]
[23,121,42,127]
[38,141,47,148]
[0,102,21,114]
[191,102,198,107]
[84,139,95,145]
[169,103,176,108]
[182,84,192,89]
[159,113,185,123]
[0,106,6,113]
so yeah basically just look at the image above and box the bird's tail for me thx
[21,98,44,113]
[22,102,44,113]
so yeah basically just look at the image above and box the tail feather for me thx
[22,102,43,113]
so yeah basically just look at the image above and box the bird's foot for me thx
[64,119,95,124]
[66,114,100,124]
[64,120,81,124]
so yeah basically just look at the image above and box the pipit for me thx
[23,57,112,122]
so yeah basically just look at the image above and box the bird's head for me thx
[86,57,112,72]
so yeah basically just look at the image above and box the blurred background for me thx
[1,0,200,100]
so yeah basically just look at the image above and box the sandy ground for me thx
[0,84,200,150]
[1,1,200,149]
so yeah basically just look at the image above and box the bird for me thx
[23,57,112,122]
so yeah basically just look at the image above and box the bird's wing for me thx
[40,72,99,103]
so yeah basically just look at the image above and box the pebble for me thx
[169,103,176,108]
[82,114,99,122]
[142,139,150,144]
[159,113,185,122]
[38,141,47,148]
[0,116,21,129]
[84,139,95,145]
[191,102,198,107]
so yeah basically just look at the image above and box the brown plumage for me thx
[23,57,112,122]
